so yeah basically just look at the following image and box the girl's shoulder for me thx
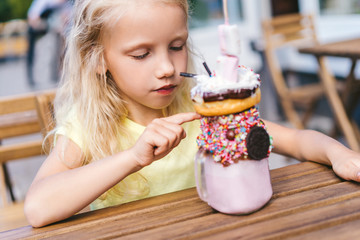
[54,106,84,150]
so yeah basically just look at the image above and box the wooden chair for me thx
[0,19,28,59]
[0,93,44,230]
[0,91,56,231]
[0,93,44,207]
[262,13,342,129]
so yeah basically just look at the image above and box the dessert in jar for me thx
[188,0,273,214]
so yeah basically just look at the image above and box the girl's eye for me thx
[170,45,184,51]
[132,52,149,60]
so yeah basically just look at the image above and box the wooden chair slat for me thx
[0,122,40,139]
[0,111,37,127]
[0,112,40,139]
[272,23,306,35]
[270,13,304,26]
[0,140,44,164]
[267,35,315,49]
[0,94,37,115]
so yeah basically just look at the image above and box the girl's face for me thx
[103,2,188,122]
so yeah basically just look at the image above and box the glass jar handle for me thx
[195,149,208,201]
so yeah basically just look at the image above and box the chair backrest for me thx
[262,13,318,49]
[262,13,319,93]
[0,93,43,206]
[35,91,56,154]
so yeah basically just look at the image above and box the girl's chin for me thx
[151,100,175,111]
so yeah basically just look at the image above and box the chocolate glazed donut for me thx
[203,88,257,102]
[193,88,261,116]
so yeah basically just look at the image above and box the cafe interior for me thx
[1,0,360,237]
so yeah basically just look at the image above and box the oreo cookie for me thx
[246,126,270,160]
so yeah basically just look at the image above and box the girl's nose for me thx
[155,52,175,79]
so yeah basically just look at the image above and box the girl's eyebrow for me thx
[173,30,189,41]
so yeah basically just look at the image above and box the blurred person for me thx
[26,0,72,86]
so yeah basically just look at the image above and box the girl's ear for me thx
[106,70,114,80]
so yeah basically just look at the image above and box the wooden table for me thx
[299,38,360,151]
[2,161,360,239]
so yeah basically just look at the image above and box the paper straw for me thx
[202,62,212,77]
[180,72,197,78]
[223,0,229,24]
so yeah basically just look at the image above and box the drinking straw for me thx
[202,62,212,77]
[180,72,198,78]
[223,0,229,24]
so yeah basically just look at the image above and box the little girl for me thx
[24,0,360,228]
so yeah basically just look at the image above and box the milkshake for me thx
[188,0,273,214]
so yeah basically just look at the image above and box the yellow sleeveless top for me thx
[57,116,200,210]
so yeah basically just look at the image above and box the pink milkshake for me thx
[188,0,273,215]
[195,150,272,214]
[193,107,273,214]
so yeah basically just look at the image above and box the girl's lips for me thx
[154,85,177,95]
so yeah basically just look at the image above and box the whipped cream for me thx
[190,66,260,102]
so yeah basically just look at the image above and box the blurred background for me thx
[0,0,72,206]
[0,0,360,206]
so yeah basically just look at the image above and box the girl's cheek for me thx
[177,52,188,71]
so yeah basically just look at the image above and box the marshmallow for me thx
[218,24,241,56]
[216,55,238,82]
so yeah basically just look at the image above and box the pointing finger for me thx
[163,112,200,125]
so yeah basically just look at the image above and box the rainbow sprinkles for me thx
[187,0,273,166]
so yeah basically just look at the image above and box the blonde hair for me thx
[53,0,194,163]
[51,0,195,205]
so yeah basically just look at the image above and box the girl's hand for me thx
[130,112,200,168]
[331,149,360,182]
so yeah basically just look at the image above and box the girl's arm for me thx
[24,136,142,228]
[24,112,200,227]
[264,120,360,182]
